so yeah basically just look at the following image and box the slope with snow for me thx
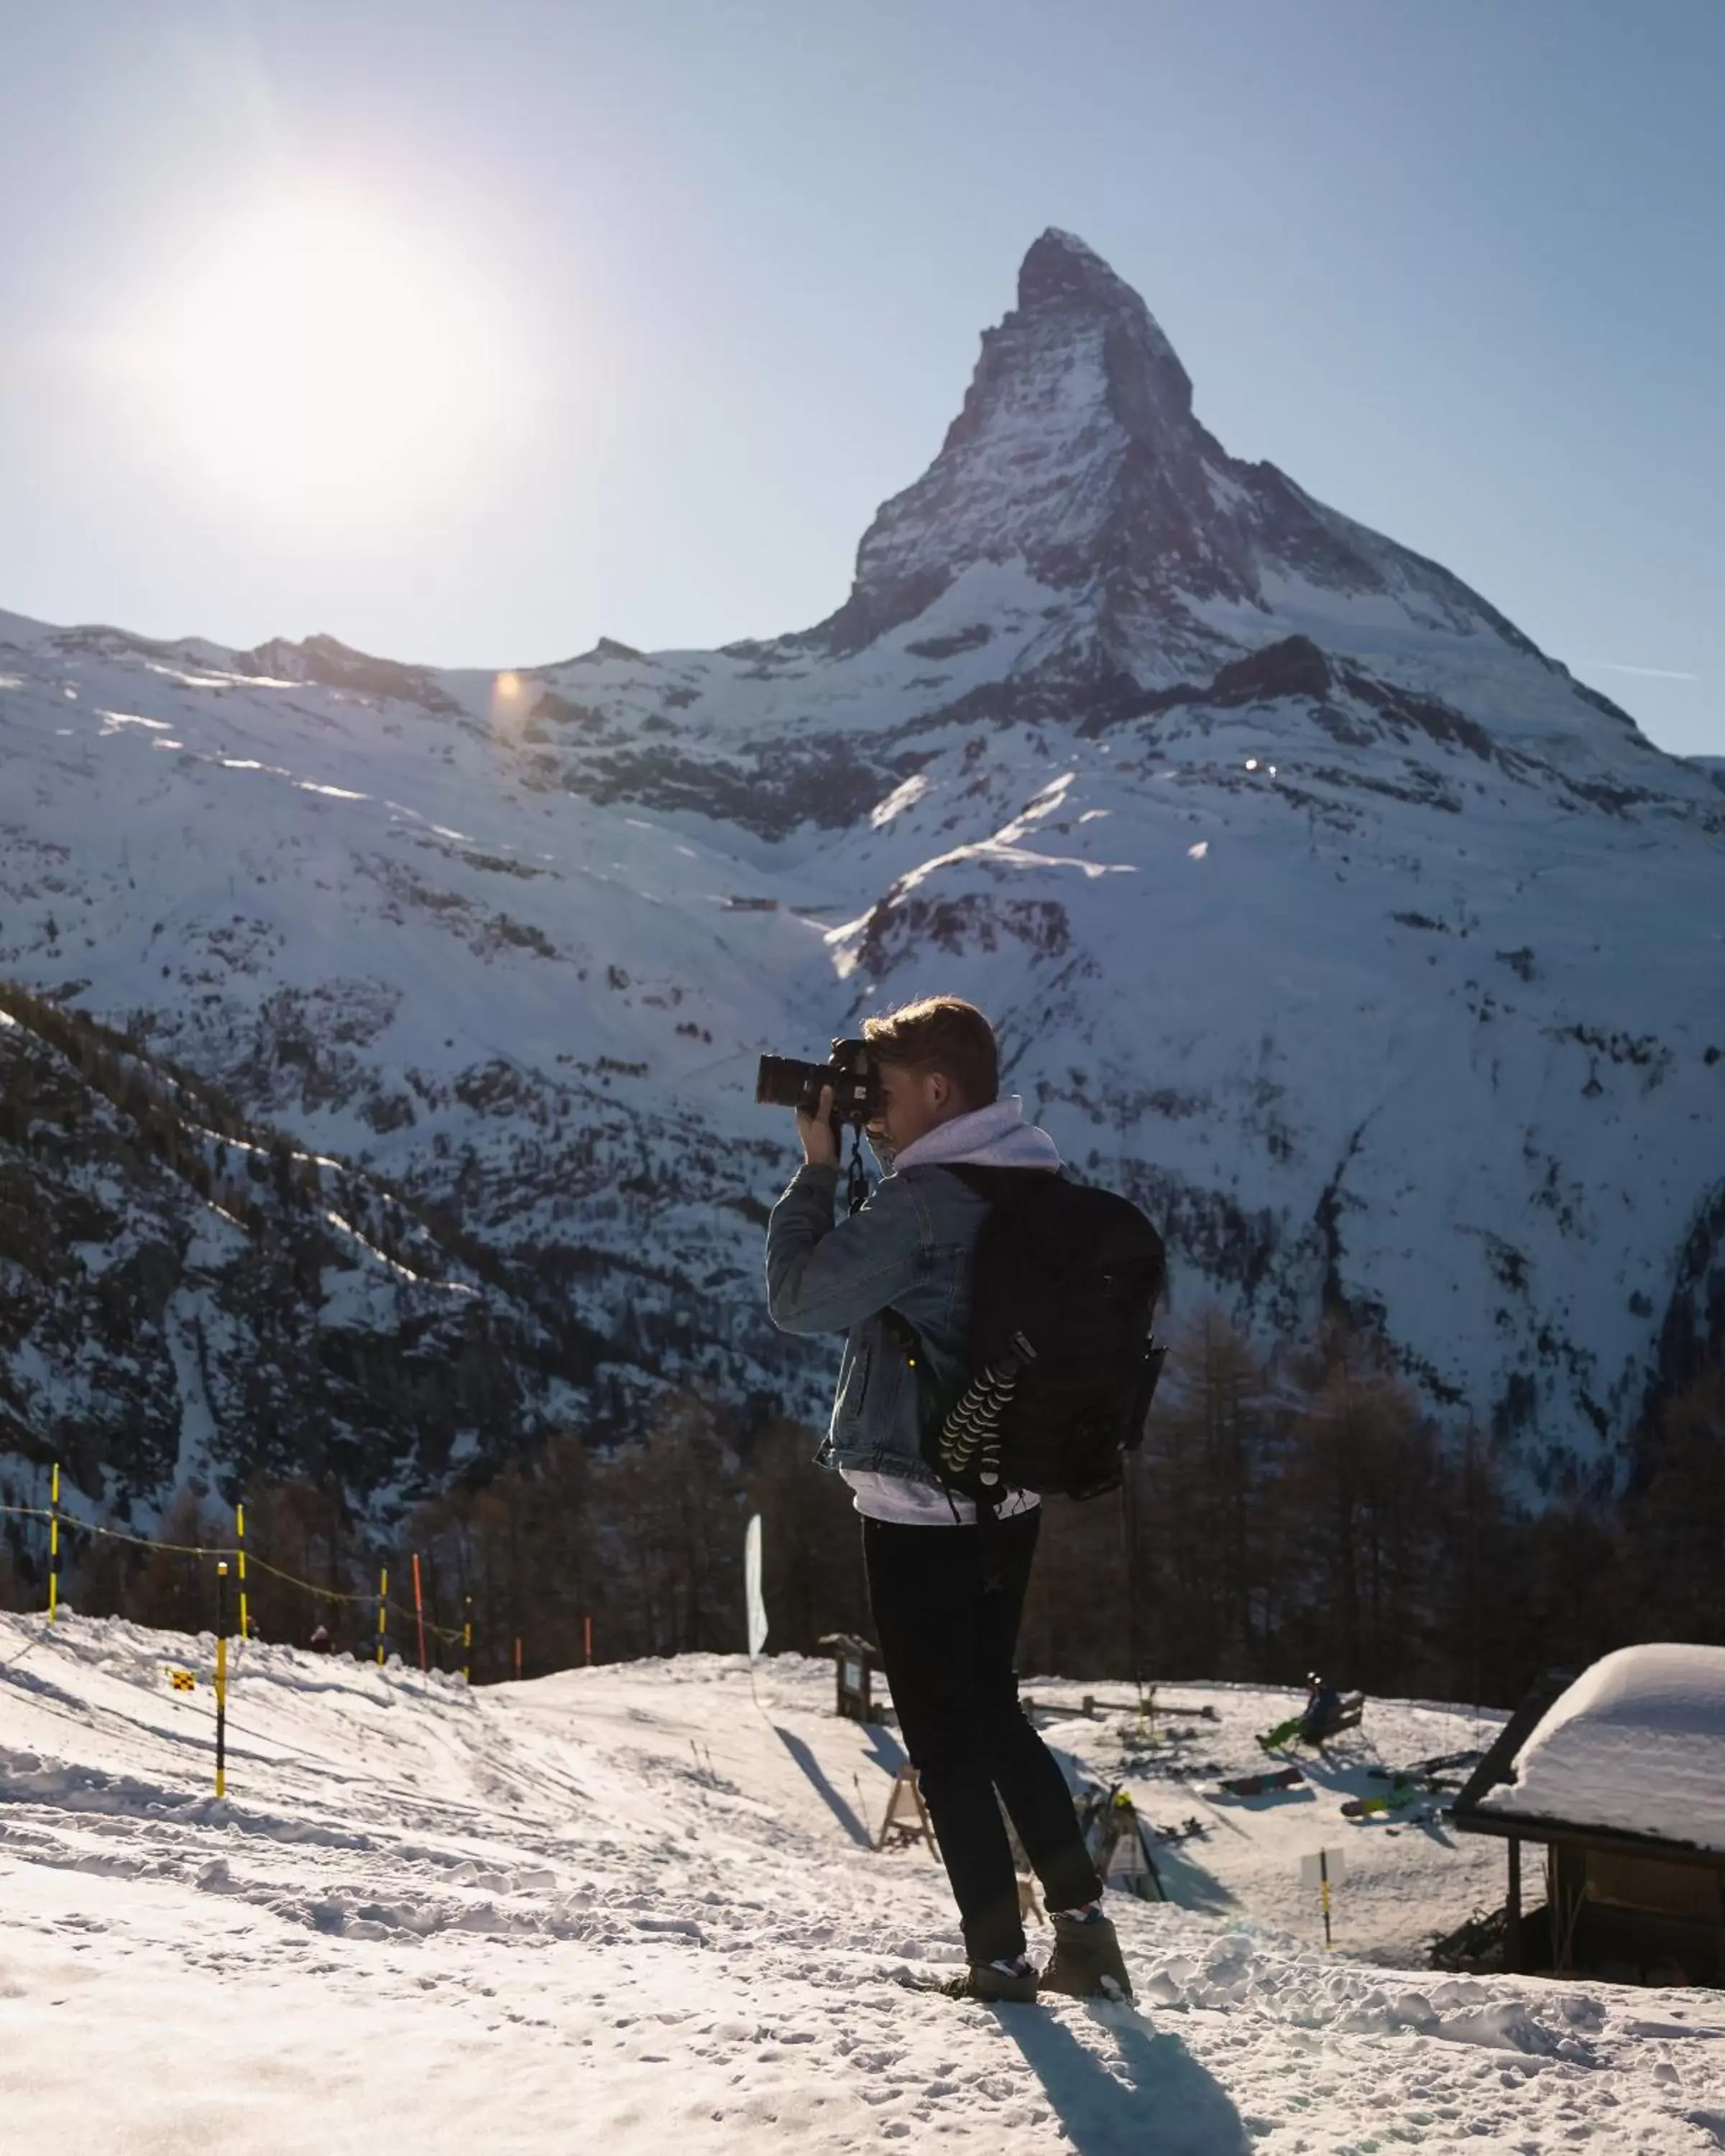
[4,1613,1725,2152]
[1,229,1722,1507]
[0,987,578,1511]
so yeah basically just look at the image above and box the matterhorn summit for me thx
[819,226,1228,666]
[0,230,1720,1511]
[816,229,1575,722]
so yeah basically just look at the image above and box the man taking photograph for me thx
[765,995,1131,2004]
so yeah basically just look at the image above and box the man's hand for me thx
[796,1085,839,1168]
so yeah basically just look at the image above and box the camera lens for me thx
[755,1054,818,1109]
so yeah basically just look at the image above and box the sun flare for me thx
[132,193,510,520]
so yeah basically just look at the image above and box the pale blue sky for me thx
[0,1,1719,756]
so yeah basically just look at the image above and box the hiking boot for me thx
[1040,1909,1133,2001]
[940,1955,1039,2004]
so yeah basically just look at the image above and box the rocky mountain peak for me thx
[1015,227,1195,419]
[1018,226,1134,309]
[814,229,1556,692]
[815,231,1218,658]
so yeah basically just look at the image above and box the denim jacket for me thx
[764,1160,990,1483]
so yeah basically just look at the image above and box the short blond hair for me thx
[862,996,998,1108]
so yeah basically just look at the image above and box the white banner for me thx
[745,1513,768,1660]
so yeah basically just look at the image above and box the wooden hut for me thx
[1450,1644,1725,1986]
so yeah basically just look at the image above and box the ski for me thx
[1366,1749,1481,1784]
[1217,1764,1305,1797]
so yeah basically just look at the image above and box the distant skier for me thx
[766,996,1130,2004]
[1300,1673,1343,1746]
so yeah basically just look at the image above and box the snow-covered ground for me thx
[4,1613,1724,2151]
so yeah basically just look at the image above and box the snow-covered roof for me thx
[1474,1644,1725,1854]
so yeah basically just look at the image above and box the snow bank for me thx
[1478,1643,1725,1851]
[2,1615,1723,2152]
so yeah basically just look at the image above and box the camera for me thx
[755,1037,881,1128]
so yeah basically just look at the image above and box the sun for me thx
[134,192,510,520]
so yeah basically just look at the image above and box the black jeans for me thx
[863,1508,1103,1965]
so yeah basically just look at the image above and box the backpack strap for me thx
[939,1162,1060,1205]
[932,1163,1062,1582]
[974,1480,1008,1594]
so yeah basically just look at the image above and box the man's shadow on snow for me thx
[996,2001,1249,2156]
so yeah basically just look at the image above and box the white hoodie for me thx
[888,1095,1064,1174]
[844,1097,1059,1527]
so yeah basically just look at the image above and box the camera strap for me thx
[845,1126,871,1216]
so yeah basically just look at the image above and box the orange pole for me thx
[584,1614,592,1667]
[514,1634,523,1681]
[411,1553,427,1673]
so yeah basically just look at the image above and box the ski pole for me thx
[215,1562,229,1799]
[47,1462,59,1623]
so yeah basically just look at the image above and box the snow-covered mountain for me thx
[2,228,1721,1513]
[0,986,595,1514]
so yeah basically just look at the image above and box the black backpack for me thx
[926,1166,1167,1503]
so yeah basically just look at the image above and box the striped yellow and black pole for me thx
[375,1565,387,1668]
[47,1462,60,1623]
[214,1560,230,1799]
[462,1596,473,1687]
[235,1503,249,1641]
